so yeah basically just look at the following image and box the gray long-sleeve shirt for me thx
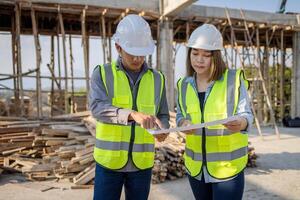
[176,72,253,183]
[89,57,170,172]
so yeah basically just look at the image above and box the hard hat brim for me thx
[119,43,155,56]
[187,43,223,51]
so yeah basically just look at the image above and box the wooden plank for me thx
[31,7,43,118]
[22,163,56,173]
[0,127,34,134]
[73,165,95,185]
[75,146,94,157]
[58,7,69,114]
[2,147,27,155]
[42,128,70,136]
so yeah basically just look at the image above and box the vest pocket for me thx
[96,123,123,141]
[217,135,231,152]
[139,104,156,115]
[206,112,227,129]
[112,96,130,108]
[186,104,200,123]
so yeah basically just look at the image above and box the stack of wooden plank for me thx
[70,95,87,113]
[8,96,32,117]
[47,90,67,115]
[152,133,186,184]
[0,98,7,116]
[247,142,258,167]
[0,112,95,185]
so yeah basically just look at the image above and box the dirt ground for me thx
[0,127,299,200]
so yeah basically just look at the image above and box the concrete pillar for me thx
[291,31,300,118]
[157,19,175,111]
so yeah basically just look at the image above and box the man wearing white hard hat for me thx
[176,24,253,200]
[90,14,169,200]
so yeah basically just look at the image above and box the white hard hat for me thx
[112,14,155,56]
[187,24,223,50]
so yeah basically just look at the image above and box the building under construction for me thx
[0,0,300,131]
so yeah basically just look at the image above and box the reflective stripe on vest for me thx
[178,69,249,179]
[94,61,164,170]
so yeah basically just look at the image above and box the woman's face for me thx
[190,48,212,76]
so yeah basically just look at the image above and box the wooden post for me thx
[15,3,24,116]
[108,21,112,63]
[185,21,190,74]
[11,11,19,115]
[56,35,62,87]
[58,8,69,114]
[272,48,277,108]
[50,35,55,116]
[280,30,285,121]
[31,7,43,118]
[156,20,161,70]
[264,30,270,123]
[255,27,263,123]
[69,35,75,113]
[81,7,89,109]
[100,14,107,63]
[56,33,63,112]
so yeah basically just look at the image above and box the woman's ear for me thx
[115,43,122,54]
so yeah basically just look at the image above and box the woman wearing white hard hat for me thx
[176,24,253,200]
[90,14,169,200]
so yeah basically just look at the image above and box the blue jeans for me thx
[93,164,152,200]
[188,171,245,200]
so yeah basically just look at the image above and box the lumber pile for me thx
[0,98,7,116]
[47,90,67,115]
[8,96,32,117]
[247,142,258,167]
[152,133,186,184]
[0,112,95,185]
[70,95,87,113]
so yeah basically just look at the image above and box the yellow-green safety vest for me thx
[177,69,249,179]
[94,61,164,170]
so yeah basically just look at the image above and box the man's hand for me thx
[129,111,162,129]
[223,116,247,132]
[179,119,196,135]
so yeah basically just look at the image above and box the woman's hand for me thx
[179,119,197,135]
[223,116,248,132]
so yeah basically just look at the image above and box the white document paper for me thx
[147,115,240,135]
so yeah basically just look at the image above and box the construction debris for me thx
[247,142,258,167]
[0,111,95,185]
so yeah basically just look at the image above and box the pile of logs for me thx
[247,142,258,167]
[0,112,96,185]
[152,133,186,184]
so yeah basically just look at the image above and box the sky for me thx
[0,0,299,90]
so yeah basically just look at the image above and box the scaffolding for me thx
[0,1,299,133]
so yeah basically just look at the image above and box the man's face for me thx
[116,44,145,72]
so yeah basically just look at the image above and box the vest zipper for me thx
[201,111,207,167]
[201,86,213,169]
[125,73,140,168]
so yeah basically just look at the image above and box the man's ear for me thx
[115,43,122,54]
